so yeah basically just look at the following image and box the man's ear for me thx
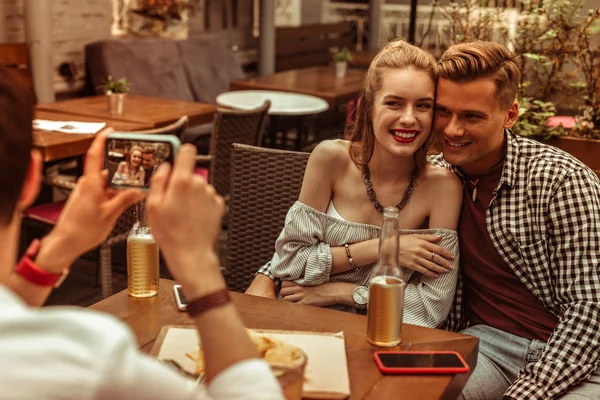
[16,150,43,212]
[504,100,519,129]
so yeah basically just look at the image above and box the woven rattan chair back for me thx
[226,143,309,292]
[134,115,189,138]
[209,101,270,197]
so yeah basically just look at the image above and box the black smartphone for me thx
[173,284,187,311]
[374,351,470,374]
[105,133,180,191]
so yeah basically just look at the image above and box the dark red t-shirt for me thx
[459,161,558,342]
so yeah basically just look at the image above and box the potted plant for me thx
[434,0,600,176]
[524,0,600,175]
[333,47,353,78]
[127,0,201,39]
[98,76,130,115]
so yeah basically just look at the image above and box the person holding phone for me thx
[246,40,462,328]
[115,145,145,186]
[0,67,283,399]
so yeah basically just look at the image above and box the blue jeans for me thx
[459,325,600,400]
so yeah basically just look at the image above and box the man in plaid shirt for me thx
[434,41,600,399]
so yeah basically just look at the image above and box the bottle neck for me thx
[136,200,149,227]
[377,214,400,267]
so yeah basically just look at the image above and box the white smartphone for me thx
[173,284,188,312]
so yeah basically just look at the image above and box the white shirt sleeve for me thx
[96,331,284,400]
[208,359,285,400]
[0,287,284,400]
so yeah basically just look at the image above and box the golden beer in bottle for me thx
[367,207,406,347]
[127,203,159,298]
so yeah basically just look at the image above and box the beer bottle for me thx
[127,201,160,298]
[366,206,406,347]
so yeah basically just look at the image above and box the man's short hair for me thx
[142,146,155,156]
[0,67,35,225]
[438,41,520,109]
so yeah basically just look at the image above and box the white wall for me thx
[1,0,112,93]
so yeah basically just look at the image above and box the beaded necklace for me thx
[361,163,420,214]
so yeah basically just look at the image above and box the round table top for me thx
[216,90,329,116]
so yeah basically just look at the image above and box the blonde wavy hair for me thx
[345,39,438,170]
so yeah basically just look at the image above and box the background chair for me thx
[0,43,32,90]
[196,101,270,199]
[225,143,309,292]
[23,115,190,298]
[134,115,188,137]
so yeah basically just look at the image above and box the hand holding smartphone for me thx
[105,133,180,191]
[374,351,469,375]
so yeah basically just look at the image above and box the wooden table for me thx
[33,110,154,163]
[91,279,478,399]
[37,95,217,128]
[230,66,366,110]
[350,49,379,69]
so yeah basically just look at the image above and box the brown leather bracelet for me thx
[187,288,231,318]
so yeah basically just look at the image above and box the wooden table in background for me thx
[33,110,154,163]
[350,49,378,69]
[91,279,478,399]
[37,95,217,128]
[230,66,366,110]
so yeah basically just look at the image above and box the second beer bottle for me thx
[127,201,160,298]
[366,206,406,347]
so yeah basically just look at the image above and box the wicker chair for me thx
[197,101,270,197]
[22,116,190,298]
[225,143,309,292]
[139,115,188,137]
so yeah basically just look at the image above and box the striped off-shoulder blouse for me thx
[257,201,460,327]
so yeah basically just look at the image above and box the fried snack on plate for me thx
[185,348,205,375]
[186,330,307,400]
[185,329,304,374]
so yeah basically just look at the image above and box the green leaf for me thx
[538,30,558,40]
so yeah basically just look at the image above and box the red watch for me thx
[15,239,69,288]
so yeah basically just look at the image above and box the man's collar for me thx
[440,129,520,190]
[498,129,519,190]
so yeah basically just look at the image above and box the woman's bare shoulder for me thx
[421,164,462,194]
[309,139,352,169]
[422,165,463,229]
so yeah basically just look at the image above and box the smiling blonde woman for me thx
[246,40,463,328]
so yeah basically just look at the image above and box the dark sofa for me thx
[85,34,246,148]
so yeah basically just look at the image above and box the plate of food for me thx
[150,326,350,399]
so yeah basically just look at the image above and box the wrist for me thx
[344,243,358,271]
[331,283,356,305]
[168,252,226,299]
[182,274,227,300]
[36,232,78,274]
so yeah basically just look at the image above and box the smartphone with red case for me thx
[374,351,469,374]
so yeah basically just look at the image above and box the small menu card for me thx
[33,119,106,134]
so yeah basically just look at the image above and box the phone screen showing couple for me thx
[106,138,174,190]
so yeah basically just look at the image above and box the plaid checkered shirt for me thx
[432,130,600,399]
